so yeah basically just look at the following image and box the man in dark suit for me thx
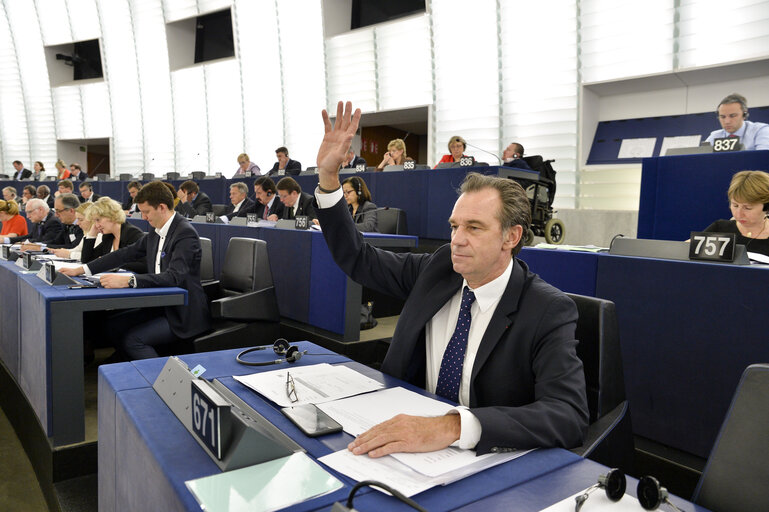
[60,182,210,360]
[175,180,213,218]
[274,177,317,221]
[122,181,142,214]
[69,163,86,181]
[502,142,532,170]
[47,193,83,249]
[78,181,101,203]
[37,185,55,209]
[266,146,301,177]
[313,101,587,457]
[245,177,284,220]
[11,160,32,180]
[9,198,63,244]
[342,147,367,169]
[223,182,255,220]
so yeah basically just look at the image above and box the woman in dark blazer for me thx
[81,197,146,272]
[342,176,378,232]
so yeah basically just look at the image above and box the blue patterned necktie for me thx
[435,286,476,402]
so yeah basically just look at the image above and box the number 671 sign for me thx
[689,232,737,262]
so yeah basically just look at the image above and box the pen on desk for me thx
[286,371,298,403]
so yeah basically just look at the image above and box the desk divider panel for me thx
[0,262,21,380]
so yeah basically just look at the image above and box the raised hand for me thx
[316,101,361,191]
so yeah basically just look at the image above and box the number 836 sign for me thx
[689,232,736,262]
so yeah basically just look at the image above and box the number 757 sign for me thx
[689,232,736,262]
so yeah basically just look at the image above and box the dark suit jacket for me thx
[342,156,367,169]
[14,168,32,180]
[244,197,285,219]
[282,192,317,221]
[79,193,101,204]
[504,158,532,170]
[350,200,378,232]
[267,159,301,176]
[87,214,210,339]
[47,222,84,249]
[81,222,145,269]
[317,198,588,454]
[175,192,213,218]
[10,211,62,244]
[224,198,256,219]
[43,195,55,209]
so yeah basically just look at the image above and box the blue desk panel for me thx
[637,150,769,241]
[518,248,599,297]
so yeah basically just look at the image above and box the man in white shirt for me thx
[705,93,769,151]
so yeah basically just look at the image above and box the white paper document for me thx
[659,135,702,156]
[540,490,643,511]
[617,137,656,159]
[233,363,384,407]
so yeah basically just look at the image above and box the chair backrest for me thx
[119,173,133,181]
[693,364,769,512]
[220,237,274,293]
[566,293,626,423]
[165,172,180,180]
[377,208,408,235]
[212,204,227,216]
[199,237,214,282]
[191,171,206,180]
[141,173,155,181]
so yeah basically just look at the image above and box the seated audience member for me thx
[235,153,261,176]
[55,160,70,180]
[313,101,587,457]
[342,176,378,232]
[703,170,769,256]
[32,161,46,180]
[3,186,19,203]
[60,182,210,359]
[11,160,32,180]
[69,163,86,180]
[162,182,180,209]
[51,204,99,261]
[435,135,470,168]
[122,181,142,214]
[273,177,318,222]
[377,138,408,170]
[175,180,213,218]
[47,193,83,249]
[502,142,532,170]
[245,176,284,219]
[78,181,100,203]
[267,146,301,176]
[8,198,63,244]
[57,179,75,197]
[37,185,55,208]
[0,200,28,239]
[21,185,37,206]
[80,197,145,272]
[342,147,367,169]
[224,182,255,219]
[705,93,769,151]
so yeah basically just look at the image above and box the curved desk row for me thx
[518,247,769,460]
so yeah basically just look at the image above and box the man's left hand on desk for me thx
[348,413,460,458]
[99,273,132,288]
[59,266,85,276]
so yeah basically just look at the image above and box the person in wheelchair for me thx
[502,142,532,170]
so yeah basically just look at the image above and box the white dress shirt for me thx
[154,213,176,273]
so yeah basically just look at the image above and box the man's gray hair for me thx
[58,193,81,210]
[230,182,249,195]
[26,198,49,213]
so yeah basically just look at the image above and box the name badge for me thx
[403,161,415,170]
[356,164,366,172]
[712,137,740,152]
[295,215,309,230]
[689,231,736,262]
[69,233,76,241]
[459,156,474,166]
[246,213,258,227]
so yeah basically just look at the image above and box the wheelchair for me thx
[499,156,565,245]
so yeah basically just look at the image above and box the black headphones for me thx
[236,338,307,366]
[352,177,362,196]
[574,469,626,511]
[637,476,682,511]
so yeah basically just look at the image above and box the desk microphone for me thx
[465,142,502,165]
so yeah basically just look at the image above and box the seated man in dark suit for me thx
[60,181,211,360]
[47,193,84,249]
[36,185,55,208]
[175,180,213,218]
[245,176,284,220]
[9,198,63,244]
[273,177,317,222]
[266,146,301,177]
[11,160,32,180]
[57,179,75,198]
[223,182,255,219]
[502,142,532,170]
[78,181,101,203]
[69,163,86,181]
[313,101,587,457]
[122,181,142,214]
[342,147,367,169]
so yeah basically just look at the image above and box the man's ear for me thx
[504,225,523,250]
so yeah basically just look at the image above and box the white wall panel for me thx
[205,59,243,175]
[36,0,73,46]
[171,66,208,173]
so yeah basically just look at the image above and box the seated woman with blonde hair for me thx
[703,170,769,257]
[0,199,28,240]
[81,197,145,272]
[376,138,409,170]
[55,160,70,180]
[50,204,102,261]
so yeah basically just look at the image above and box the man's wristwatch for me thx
[128,275,137,288]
